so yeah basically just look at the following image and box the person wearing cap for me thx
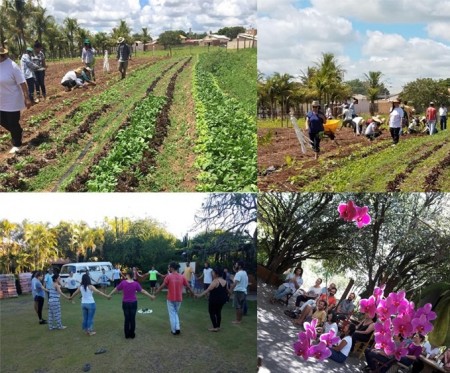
[116,37,131,79]
[426,102,437,135]
[20,47,42,104]
[32,41,47,100]
[81,39,96,81]
[0,46,32,154]
[389,99,404,145]
[306,100,326,159]
[365,116,383,141]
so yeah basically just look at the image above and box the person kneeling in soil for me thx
[365,117,383,141]
[61,67,96,92]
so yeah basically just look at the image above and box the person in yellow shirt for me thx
[182,262,194,284]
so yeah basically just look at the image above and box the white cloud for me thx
[427,22,450,41]
[258,1,450,93]
[38,0,256,36]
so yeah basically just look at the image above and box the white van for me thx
[59,262,114,288]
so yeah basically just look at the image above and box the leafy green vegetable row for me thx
[86,95,166,192]
[192,62,257,192]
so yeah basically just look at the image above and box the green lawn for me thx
[0,289,256,372]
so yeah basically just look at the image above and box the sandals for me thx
[82,363,91,372]
[94,348,107,355]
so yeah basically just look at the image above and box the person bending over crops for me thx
[365,116,383,141]
[352,116,366,136]
[61,67,96,92]
[306,100,326,159]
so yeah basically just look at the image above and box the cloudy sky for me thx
[0,193,207,238]
[258,0,450,93]
[38,0,256,38]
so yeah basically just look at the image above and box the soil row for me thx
[65,58,190,192]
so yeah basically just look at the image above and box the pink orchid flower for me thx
[392,314,413,338]
[375,333,393,351]
[393,342,408,361]
[308,342,332,361]
[354,205,371,228]
[373,284,386,300]
[360,296,377,318]
[376,299,391,322]
[411,314,434,335]
[338,200,357,221]
[386,291,407,314]
[304,318,318,340]
[320,329,341,347]
[384,339,397,356]
[415,303,437,321]
[294,332,311,359]
[374,319,391,337]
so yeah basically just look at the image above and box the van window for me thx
[88,265,100,272]
[61,265,76,275]
[102,265,112,271]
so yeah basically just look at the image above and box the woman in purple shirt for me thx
[398,333,425,367]
[109,270,155,339]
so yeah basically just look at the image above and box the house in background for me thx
[200,34,230,47]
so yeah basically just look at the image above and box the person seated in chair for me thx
[292,299,327,327]
[350,313,376,352]
[363,334,403,373]
[270,267,303,304]
[334,292,356,322]
[316,312,338,336]
[294,278,323,308]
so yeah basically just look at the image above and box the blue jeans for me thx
[274,285,292,300]
[34,70,46,97]
[26,77,36,100]
[82,302,96,332]
[440,116,447,130]
[329,349,348,363]
[167,300,181,333]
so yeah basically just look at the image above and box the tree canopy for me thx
[217,26,246,39]
[400,78,450,113]
[258,193,450,297]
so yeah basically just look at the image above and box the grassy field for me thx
[0,289,256,373]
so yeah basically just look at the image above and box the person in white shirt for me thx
[365,117,383,141]
[329,322,357,363]
[229,260,248,324]
[0,46,32,154]
[81,39,96,81]
[439,103,447,131]
[325,104,333,119]
[198,262,213,290]
[389,99,404,145]
[352,116,366,136]
[341,104,353,128]
[271,267,304,303]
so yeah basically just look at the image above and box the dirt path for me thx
[257,280,366,372]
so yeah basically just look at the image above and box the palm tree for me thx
[31,6,55,43]
[314,53,345,104]
[112,20,131,41]
[63,17,79,57]
[23,222,58,270]
[364,71,384,115]
[141,27,152,44]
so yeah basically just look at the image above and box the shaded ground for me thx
[257,280,366,373]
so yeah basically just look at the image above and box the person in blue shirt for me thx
[306,101,327,159]
[32,271,47,324]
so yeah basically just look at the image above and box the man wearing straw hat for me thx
[306,100,327,159]
[0,46,32,154]
[116,37,131,79]
[388,98,404,145]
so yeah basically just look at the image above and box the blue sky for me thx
[258,0,450,93]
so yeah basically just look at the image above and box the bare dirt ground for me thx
[258,125,398,191]
[258,280,367,373]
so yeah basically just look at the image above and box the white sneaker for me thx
[9,146,20,154]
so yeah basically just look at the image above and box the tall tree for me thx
[364,71,384,115]
[157,30,182,56]
[63,17,79,58]
[31,5,54,42]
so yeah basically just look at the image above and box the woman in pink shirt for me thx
[109,270,155,339]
